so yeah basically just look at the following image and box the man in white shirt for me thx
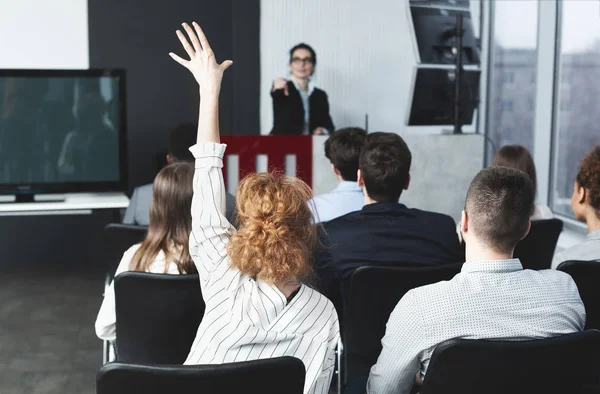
[309,127,366,223]
[366,166,586,394]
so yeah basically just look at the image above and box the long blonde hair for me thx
[130,162,196,274]
[227,172,316,284]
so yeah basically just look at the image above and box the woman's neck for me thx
[275,276,301,298]
[293,76,309,92]
[586,211,600,233]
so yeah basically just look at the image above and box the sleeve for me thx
[94,245,138,341]
[122,188,138,225]
[367,291,424,394]
[308,306,341,394]
[188,142,236,291]
[270,82,293,135]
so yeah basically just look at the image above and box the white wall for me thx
[0,0,88,68]
[260,0,416,135]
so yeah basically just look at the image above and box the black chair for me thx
[558,260,600,330]
[342,263,463,386]
[104,223,148,278]
[96,357,306,394]
[514,218,563,270]
[420,330,600,394]
[114,272,205,364]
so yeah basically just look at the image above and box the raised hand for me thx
[272,77,289,96]
[169,22,233,95]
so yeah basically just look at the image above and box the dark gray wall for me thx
[88,0,260,191]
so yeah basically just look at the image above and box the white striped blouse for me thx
[183,142,340,394]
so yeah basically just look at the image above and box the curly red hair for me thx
[227,172,316,284]
[577,145,600,218]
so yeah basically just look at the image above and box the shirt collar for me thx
[461,258,523,274]
[361,202,408,212]
[587,228,600,240]
[291,77,315,96]
[333,181,362,193]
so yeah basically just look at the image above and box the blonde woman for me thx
[95,161,196,341]
[169,22,339,394]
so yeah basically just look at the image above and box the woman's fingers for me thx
[192,22,212,55]
[220,60,233,72]
[176,30,195,59]
[169,52,189,68]
[182,23,202,54]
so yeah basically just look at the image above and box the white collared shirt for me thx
[367,259,585,394]
[184,143,340,394]
[309,181,364,223]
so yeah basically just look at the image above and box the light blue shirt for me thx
[291,78,315,135]
[309,181,365,223]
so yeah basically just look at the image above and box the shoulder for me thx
[322,210,361,231]
[410,208,457,227]
[312,87,329,100]
[135,183,153,196]
[115,244,142,274]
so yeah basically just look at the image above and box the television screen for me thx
[0,69,126,194]
[408,67,480,126]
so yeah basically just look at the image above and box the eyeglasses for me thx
[291,57,314,65]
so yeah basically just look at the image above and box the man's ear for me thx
[166,154,174,165]
[520,221,531,241]
[460,210,469,235]
[357,169,364,187]
[404,173,411,190]
[331,163,341,177]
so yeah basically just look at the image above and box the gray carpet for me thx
[0,268,104,394]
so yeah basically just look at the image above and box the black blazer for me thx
[270,81,334,135]
[315,203,463,311]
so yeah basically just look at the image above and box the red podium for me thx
[220,135,313,187]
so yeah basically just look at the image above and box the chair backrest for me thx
[104,223,148,276]
[420,330,600,394]
[96,357,306,394]
[513,218,563,270]
[343,263,463,384]
[114,272,205,364]
[558,260,600,330]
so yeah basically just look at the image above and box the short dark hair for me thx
[324,128,367,181]
[168,123,197,162]
[576,145,600,218]
[492,145,537,199]
[289,43,317,66]
[465,167,534,254]
[359,132,412,203]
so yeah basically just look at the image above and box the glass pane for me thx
[487,0,538,162]
[551,0,600,217]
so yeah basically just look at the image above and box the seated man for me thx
[367,167,586,394]
[315,132,462,306]
[309,127,366,223]
[123,123,236,225]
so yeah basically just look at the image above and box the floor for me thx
[0,265,104,394]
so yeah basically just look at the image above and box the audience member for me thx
[492,145,553,220]
[553,146,600,266]
[123,123,236,226]
[366,167,585,394]
[315,132,462,306]
[309,127,366,223]
[95,161,196,342]
[169,23,339,394]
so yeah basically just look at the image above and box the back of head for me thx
[168,123,197,162]
[359,132,412,202]
[576,145,600,218]
[130,162,196,274]
[465,166,534,254]
[492,145,537,198]
[228,172,316,283]
[324,127,367,181]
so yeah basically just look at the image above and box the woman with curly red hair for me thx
[553,146,600,266]
[169,22,339,394]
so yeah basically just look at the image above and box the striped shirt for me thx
[367,259,585,394]
[184,142,340,394]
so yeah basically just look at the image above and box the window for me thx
[487,0,539,161]
[551,0,600,218]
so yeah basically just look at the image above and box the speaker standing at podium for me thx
[270,43,334,135]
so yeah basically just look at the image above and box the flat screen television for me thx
[0,69,127,201]
[407,67,480,126]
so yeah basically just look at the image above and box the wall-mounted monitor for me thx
[0,69,127,200]
[407,67,480,126]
